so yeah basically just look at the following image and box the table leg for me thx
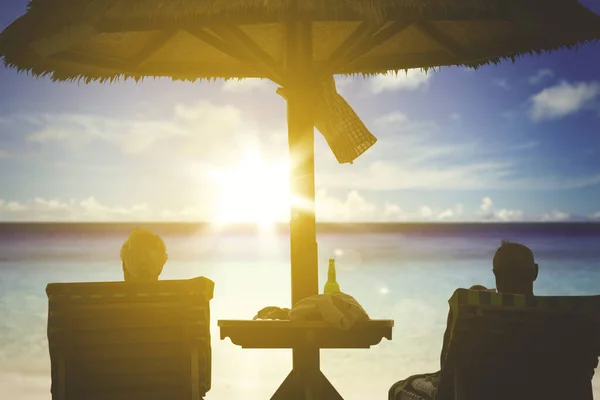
[271,348,344,400]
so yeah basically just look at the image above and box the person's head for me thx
[492,240,538,295]
[120,228,168,282]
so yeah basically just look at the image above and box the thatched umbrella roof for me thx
[1,0,599,83]
[1,0,600,310]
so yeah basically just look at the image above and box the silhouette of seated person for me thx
[389,241,539,400]
[439,240,538,369]
[120,228,168,282]
[47,229,217,399]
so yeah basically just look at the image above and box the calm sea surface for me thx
[0,223,599,399]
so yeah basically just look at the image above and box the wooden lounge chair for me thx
[46,276,214,400]
[392,289,600,400]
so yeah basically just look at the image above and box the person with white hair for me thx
[120,228,168,282]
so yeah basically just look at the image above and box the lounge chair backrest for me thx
[438,289,600,400]
[46,276,214,400]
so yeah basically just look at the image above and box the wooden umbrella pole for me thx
[285,18,319,308]
[278,17,343,400]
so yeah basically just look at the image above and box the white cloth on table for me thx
[289,292,370,330]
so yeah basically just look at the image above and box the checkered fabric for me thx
[447,289,600,348]
[276,76,377,164]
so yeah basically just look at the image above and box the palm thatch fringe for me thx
[0,38,595,85]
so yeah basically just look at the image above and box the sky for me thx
[0,1,600,223]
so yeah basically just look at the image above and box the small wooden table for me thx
[218,319,394,400]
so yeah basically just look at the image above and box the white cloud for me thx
[174,101,240,122]
[319,154,514,191]
[322,111,600,192]
[589,211,600,220]
[221,78,272,93]
[384,202,464,222]
[171,101,256,158]
[0,197,151,222]
[0,193,367,222]
[528,69,554,85]
[158,207,206,221]
[437,204,465,220]
[373,113,462,159]
[477,196,524,222]
[9,100,597,198]
[375,112,410,125]
[0,195,266,222]
[0,194,588,222]
[530,81,600,121]
[333,76,356,95]
[315,193,568,223]
[0,200,27,212]
[478,196,494,217]
[79,197,151,221]
[319,111,600,191]
[540,209,570,222]
[316,190,377,221]
[383,203,403,219]
[0,193,467,222]
[494,79,511,90]
[9,101,273,163]
[510,141,539,150]
[373,112,466,161]
[367,69,432,94]
[24,112,189,154]
[543,173,600,190]
[317,190,465,222]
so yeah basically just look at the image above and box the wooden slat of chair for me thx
[47,277,214,400]
[69,342,189,360]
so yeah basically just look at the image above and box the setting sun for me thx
[208,149,291,226]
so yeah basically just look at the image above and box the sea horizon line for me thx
[0,221,598,236]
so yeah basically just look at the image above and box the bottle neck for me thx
[327,263,336,280]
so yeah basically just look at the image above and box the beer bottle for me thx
[323,258,341,294]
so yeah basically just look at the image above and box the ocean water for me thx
[0,223,599,399]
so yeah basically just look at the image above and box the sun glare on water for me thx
[209,149,291,228]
